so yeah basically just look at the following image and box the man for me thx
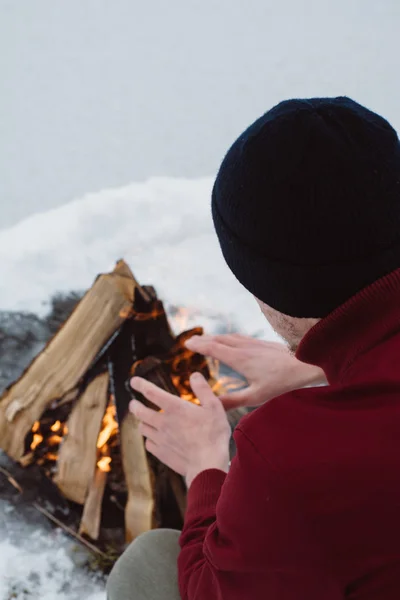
[107,97,400,599]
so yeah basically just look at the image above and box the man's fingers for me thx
[144,440,184,475]
[129,398,162,428]
[219,388,250,410]
[144,439,168,465]
[209,334,247,346]
[185,336,239,369]
[189,372,220,408]
[144,438,160,457]
[131,377,182,411]
[138,421,159,442]
[186,334,243,348]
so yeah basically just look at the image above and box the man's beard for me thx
[288,340,299,355]
[273,324,301,356]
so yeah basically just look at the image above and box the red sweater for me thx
[178,269,400,599]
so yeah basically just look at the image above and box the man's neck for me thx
[296,269,400,384]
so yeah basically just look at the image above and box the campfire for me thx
[0,261,243,560]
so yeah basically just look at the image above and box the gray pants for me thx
[106,529,181,600]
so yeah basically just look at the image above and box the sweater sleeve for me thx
[178,428,341,600]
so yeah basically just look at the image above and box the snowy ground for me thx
[0,498,105,600]
[0,177,277,599]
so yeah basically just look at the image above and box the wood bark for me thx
[120,412,154,543]
[54,372,109,504]
[0,261,136,460]
[79,467,108,540]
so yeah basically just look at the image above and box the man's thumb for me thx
[189,372,219,408]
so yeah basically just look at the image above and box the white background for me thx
[1,0,399,229]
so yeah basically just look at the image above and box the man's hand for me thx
[185,334,326,410]
[130,373,231,488]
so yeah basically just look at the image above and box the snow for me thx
[0,177,277,339]
[0,526,104,600]
[0,177,280,599]
[0,499,105,599]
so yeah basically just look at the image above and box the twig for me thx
[0,466,23,493]
[0,465,107,559]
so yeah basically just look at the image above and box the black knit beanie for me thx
[212,96,400,318]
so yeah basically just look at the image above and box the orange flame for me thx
[133,307,164,321]
[97,404,118,450]
[45,452,58,461]
[31,433,43,451]
[48,434,62,446]
[97,456,112,472]
[119,306,134,319]
[207,357,245,396]
[168,335,244,405]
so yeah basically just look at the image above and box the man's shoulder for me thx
[238,385,328,436]
[235,385,337,473]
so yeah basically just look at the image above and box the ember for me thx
[50,420,62,432]
[30,433,43,451]
[48,434,62,444]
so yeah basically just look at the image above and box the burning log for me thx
[106,292,210,540]
[107,315,157,542]
[0,261,138,460]
[54,372,110,504]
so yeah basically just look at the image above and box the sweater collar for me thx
[296,269,400,384]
